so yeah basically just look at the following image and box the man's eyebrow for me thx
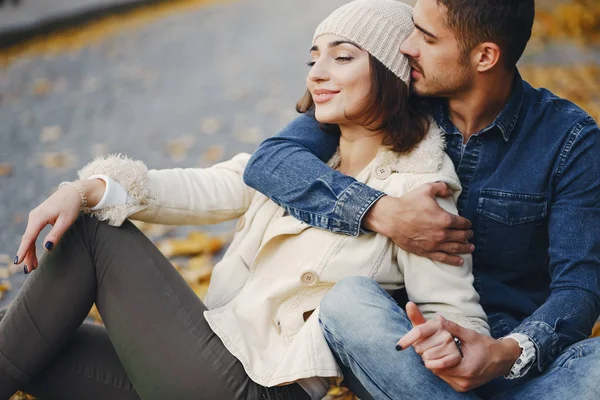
[310,40,361,52]
[413,18,438,39]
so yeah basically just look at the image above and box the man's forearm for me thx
[511,288,600,372]
[244,114,384,236]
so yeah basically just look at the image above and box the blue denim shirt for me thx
[243,72,600,374]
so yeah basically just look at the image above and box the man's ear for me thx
[473,42,502,72]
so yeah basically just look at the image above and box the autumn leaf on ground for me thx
[0,164,13,177]
[32,78,52,96]
[199,145,224,166]
[40,126,63,143]
[166,136,195,163]
[39,151,77,170]
[200,117,222,135]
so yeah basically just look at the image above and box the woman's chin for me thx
[314,111,341,125]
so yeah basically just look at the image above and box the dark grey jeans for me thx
[0,215,310,400]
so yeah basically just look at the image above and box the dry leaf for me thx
[166,136,195,163]
[157,232,224,258]
[234,127,263,144]
[592,322,600,338]
[40,126,63,143]
[32,78,52,96]
[0,268,10,280]
[200,117,222,135]
[199,145,224,165]
[39,151,77,170]
[0,164,13,177]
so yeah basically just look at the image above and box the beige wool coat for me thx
[78,122,489,391]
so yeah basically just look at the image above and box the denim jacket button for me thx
[236,215,245,231]
[300,271,318,286]
[374,164,392,179]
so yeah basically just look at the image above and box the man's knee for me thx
[319,276,406,334]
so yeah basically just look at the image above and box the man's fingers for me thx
[427,252,466,266]
[436,242,474,256]
[406,301,427,326]
[398,321,438,350]
[441,318,472,342]
[447,214,472,230]
[444,229,474,244]
[424,353,463,370]
[426,182,452,198]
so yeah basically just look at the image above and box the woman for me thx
[0,1,488,399]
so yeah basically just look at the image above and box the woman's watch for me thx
[500,333,536,379]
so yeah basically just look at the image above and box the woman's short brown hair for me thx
[296,55,431,154]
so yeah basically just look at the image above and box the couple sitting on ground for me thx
[1,0,599,399]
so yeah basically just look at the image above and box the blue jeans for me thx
[319,277,600,400]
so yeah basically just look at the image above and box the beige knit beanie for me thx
[313,0,414,84]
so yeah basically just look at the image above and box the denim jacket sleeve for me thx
[243,113,385,236]
[511,116,600,373]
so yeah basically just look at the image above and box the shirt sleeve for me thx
[243,113,385,236]
[510,117,600,373]
[87,174,133,210]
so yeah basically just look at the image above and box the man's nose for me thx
[400,31,419,58]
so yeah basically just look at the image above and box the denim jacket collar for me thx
[433,71,525,142]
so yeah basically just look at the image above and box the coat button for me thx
[236,215,245,231]
[374,164,392,179]
[272,318,281,334]
[300,271,318,286]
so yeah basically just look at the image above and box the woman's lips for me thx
[313,89,340,103]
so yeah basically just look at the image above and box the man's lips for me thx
[313,89,340,103]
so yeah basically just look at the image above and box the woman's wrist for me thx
[73,178,106,209]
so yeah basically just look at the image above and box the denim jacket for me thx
[243,72,600,374]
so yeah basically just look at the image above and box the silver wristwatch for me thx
[501,333,536,379]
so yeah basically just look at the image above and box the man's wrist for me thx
[362,195,391,235]
[493,337,523,377]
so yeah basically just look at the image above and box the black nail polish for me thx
[44,241,54,251]
[395,344,402,351]
[23,265,29,274]
[14,255,18,264]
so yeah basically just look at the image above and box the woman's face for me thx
[307,34,372,125]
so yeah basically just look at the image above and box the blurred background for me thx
[0,0,599,358]
[0,0,599,399]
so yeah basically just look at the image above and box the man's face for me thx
[400,0,474,98]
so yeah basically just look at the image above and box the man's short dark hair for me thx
[436,0,535,69]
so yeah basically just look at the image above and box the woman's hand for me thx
[396,302,463,370]
[14,179,106,273]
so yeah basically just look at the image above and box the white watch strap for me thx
[502,333,536,379]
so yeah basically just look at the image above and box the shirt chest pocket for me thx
[475,190,548,271]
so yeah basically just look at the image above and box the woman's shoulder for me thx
[375,122,461,194]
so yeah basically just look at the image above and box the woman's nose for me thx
[308,60,329,83]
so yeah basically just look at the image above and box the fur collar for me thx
[327,122,446,174]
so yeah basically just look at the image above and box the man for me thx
[243,0,600,398]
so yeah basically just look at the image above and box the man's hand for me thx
[398,304,522,392]
[363,182,473,266]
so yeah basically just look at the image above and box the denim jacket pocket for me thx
[477,190,547,226]
[475,190,547,273]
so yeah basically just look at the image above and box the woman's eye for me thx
[336,56,354,62]
[306,61,316,67]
